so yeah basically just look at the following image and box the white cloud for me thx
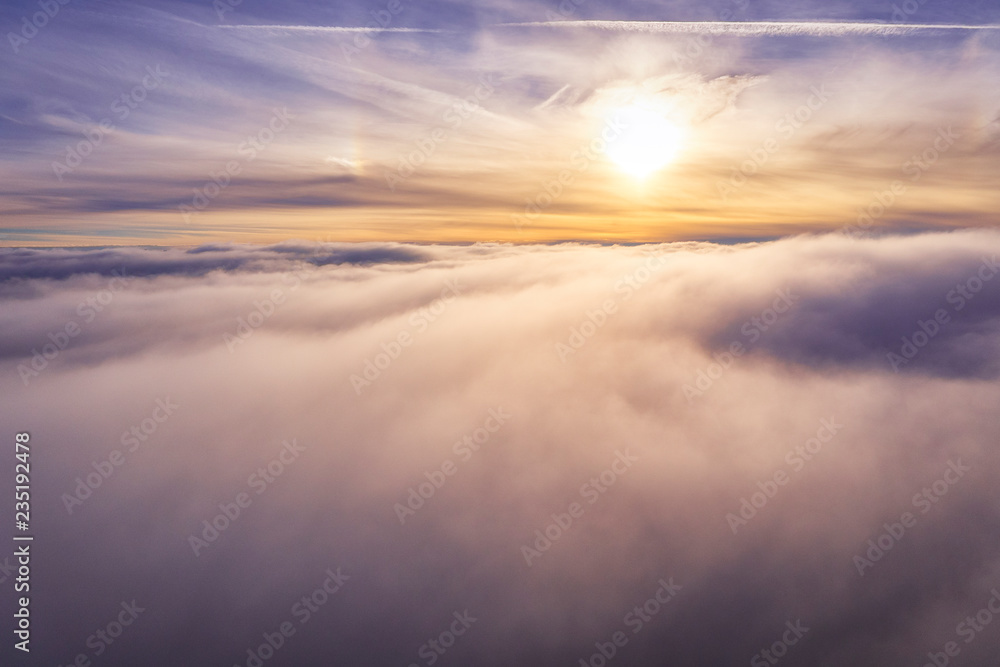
[5,232,1000,664]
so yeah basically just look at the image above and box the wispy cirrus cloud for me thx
[2,2,999,244]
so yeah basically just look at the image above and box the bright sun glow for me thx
[606,106,683,179]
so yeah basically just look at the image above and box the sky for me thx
[1,0,999,244]
[3,2,1000,666]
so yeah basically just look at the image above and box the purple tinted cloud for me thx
[3,232,1000,665]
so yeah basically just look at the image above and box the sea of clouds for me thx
[2,231,1000,666]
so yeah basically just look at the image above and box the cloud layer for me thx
[3,231,1000,665]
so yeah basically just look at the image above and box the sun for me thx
[605,105,683,179]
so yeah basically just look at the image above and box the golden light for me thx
[605,105,683,179]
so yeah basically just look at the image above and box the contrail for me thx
[220,20,1000,37]
[218,24,445,33]
[494,20,1000,36]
